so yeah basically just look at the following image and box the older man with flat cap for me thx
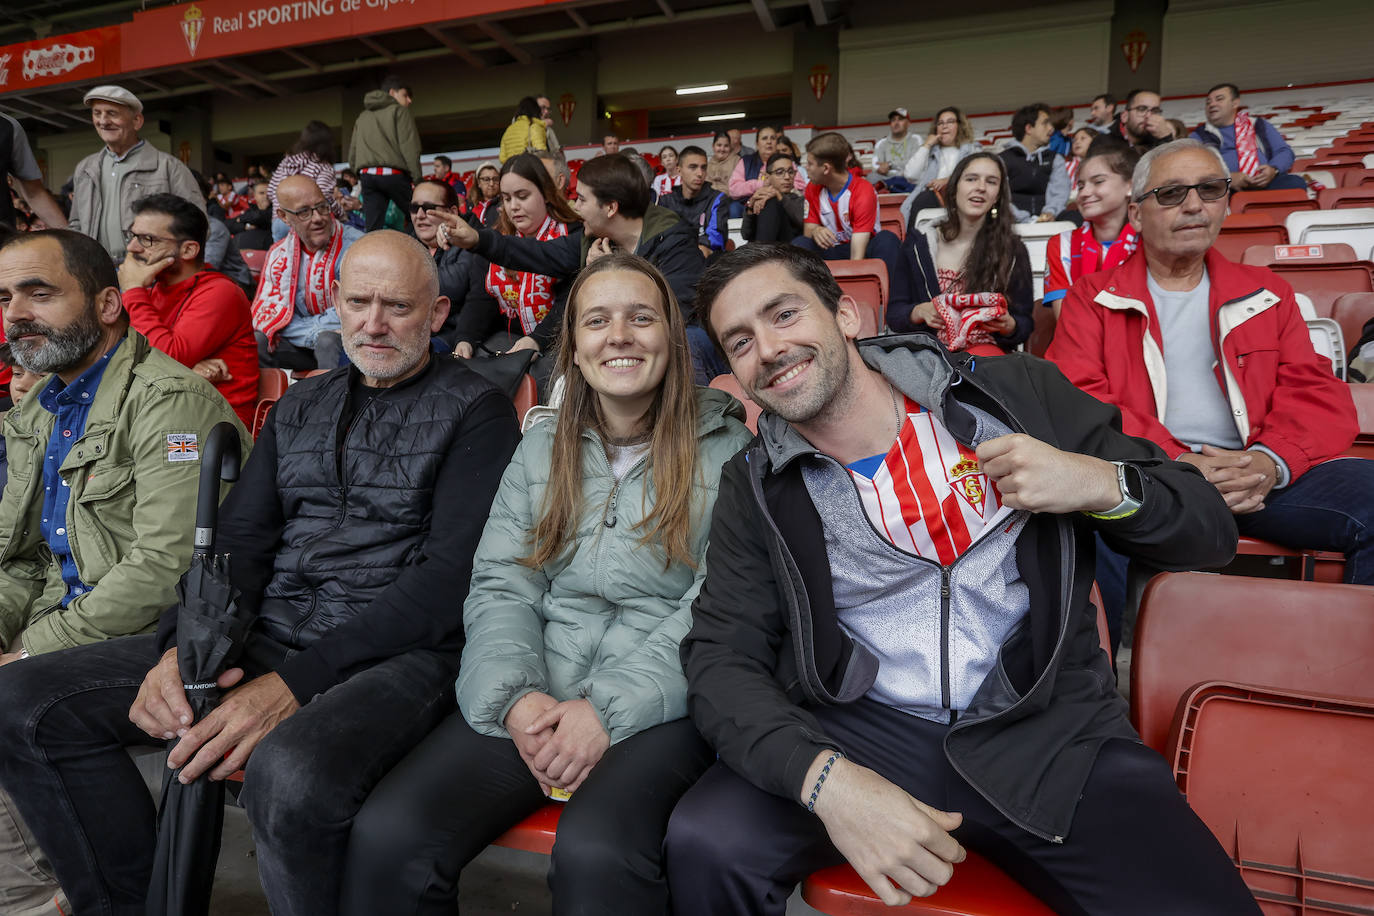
[0,230,520,916]
[67,85,204,260]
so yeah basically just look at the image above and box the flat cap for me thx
[83,85,143,114]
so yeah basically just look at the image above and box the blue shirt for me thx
[37,341,121,606]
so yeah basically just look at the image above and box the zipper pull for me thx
[604,486,619,528]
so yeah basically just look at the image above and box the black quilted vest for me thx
[255,357,499,648]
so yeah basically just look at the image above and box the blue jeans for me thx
[0,633,460,916]
[1096,455,1374,651]
[1233,456,1374,584]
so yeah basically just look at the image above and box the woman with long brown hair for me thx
[449,152,581,361]
[341,252,751,916]
[887,151,1033,354]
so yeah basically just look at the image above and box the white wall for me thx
[836,1,1114,124]
[1162,0,1374,96]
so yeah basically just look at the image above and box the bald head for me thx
[333,230,448,388]
[277,174,324,211]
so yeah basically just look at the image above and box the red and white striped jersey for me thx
[803,174,878,244]
[846,396,1005,564]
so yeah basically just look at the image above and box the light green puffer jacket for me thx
[457,386,752,744]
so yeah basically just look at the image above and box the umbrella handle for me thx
[194,422,243,558]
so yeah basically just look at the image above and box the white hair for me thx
[1131,139,1229,201]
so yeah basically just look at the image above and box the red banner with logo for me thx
[123,0,556,71]
[0,27,120,94]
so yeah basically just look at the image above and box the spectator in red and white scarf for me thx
[1191,82,1306,191]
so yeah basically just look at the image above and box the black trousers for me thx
[665,698,1260,916]
[749,198,802,244]
[341,714,714,916]
[0,634,461,916]
[361,172,414,233]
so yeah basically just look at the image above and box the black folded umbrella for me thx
[147,422,247,916]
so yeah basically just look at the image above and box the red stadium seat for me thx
[1264,262,1374,308]
[877,192,907,240]
[1026,302,1055,358]
[1317,187,1374,209]
[825,259,888,337]
[241,247,267,281]
[1331,292,1374,354]
[1347,382,1374,460]
[492,802,561,855]
[1215,213,1286,262]
[1228,189,1318,223]
[803,855,1056,916]
[513,373,537,426]
[1130,571,1374,755]
[708,372,763,434]
[1169,684,1374,916]
[252,368,290,438]
[1239,241,1358,266]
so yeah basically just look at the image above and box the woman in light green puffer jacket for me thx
[342,252,752,915]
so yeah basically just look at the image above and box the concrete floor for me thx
[208,806,824,915]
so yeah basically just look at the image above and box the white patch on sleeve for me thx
[166,433,200,463]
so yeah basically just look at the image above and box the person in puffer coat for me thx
[341,252,752,916]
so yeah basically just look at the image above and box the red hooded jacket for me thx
[1047,248,1356,483]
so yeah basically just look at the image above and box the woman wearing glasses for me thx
[447,153,581,369]
[467,162,502,228]
[898,107,982,235]
[741,151,805,244]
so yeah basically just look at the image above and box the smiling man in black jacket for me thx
[0,231,520,916]
[664,244,1259,916]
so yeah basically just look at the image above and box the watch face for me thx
[1121,463,1145,502]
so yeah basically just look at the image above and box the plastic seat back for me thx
[1287,207,1374,259]
[1170,684,1374,915]
[1317,187,1374,209]
[1216,214,1287,262]
[1130,572,1374,754]
[1332,291,1374,354]
[1239,242,1358,266]
[513,374,537,426]
[1266,262,1374,304]
[825,259,888,337]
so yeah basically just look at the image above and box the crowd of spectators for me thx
[0,68,1365,916]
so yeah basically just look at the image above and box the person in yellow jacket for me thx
[499,97,549,164]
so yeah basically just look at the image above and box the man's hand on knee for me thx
[168,671,300,783]
[129,648,194,740]
[804,754,966,906]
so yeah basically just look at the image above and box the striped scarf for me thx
[1234,110,1262,178]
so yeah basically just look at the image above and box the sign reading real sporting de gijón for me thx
[0,0,565,98]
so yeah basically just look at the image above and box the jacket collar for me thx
[8,330,152,439]
[757,335,971,472]
[1094,245,1269,313]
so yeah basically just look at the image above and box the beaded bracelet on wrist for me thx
[806,751,843,813]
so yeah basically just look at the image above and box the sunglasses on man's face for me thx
[409,202,446,214]
[1134,178,1230,207]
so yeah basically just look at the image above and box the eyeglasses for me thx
[478,175,500,184]
[279,201,331,219]
[1129,105,1164,116]
[409,201,446,214]
[1135,178,1231,206]
[768,168,797,177]
[122,230,180,247]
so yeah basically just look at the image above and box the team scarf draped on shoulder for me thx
[485,215,569,334]
[251,227,344,345]
[1233,110,1262,178]
[1070,219,1139,277]
[932,292,1007,351]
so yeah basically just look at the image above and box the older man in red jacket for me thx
[119,192,258,427]
[1049,139,1372,590]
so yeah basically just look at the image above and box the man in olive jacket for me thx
[665,244,1260,916]
[347,75,422,232]
[0,229,247,915]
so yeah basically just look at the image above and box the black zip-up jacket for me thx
[681,336,1236,841]
[471,204,706,350]
[658,184,732,252]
